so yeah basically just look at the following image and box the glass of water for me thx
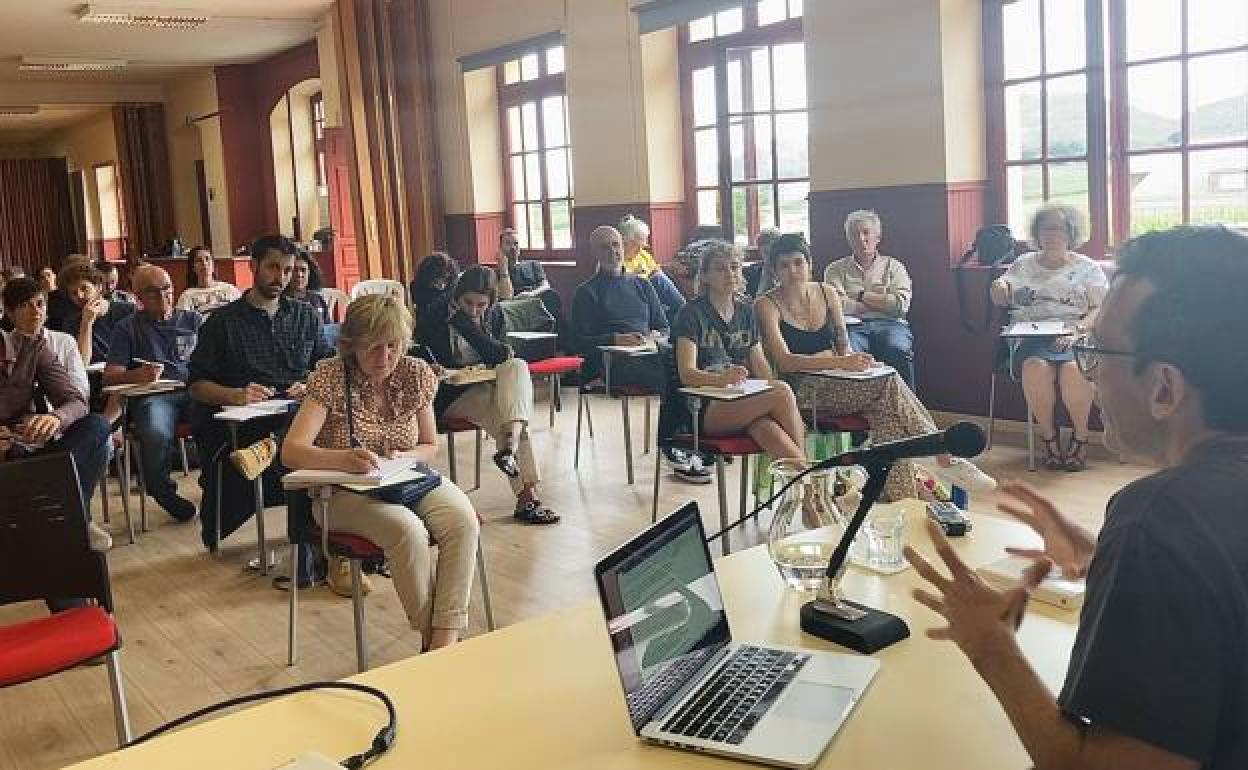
[863,507,907,571]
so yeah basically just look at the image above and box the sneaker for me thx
[87,521,112,552]
[663,447,691,470]
[229,436,277,481]
[915,457,997,492]
[326,555,374,598]
[674,454,713,485]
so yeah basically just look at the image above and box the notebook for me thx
[102,379,185,396]
[284,457,420,488]
[811,364,895,381]
[679,379,773,401]
[1001,321,1069,337]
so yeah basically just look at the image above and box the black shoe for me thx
[493,449,521,478]
[156,493,197,523]
[514,499,560,525]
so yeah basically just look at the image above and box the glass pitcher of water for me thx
[766,459,849,592]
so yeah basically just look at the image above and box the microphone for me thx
[812,421,987,470]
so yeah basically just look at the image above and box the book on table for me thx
[679,378,773,401]
[811,364,895,380]
[284,457,424,489]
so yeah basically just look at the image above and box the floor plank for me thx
[0,389,1149,769]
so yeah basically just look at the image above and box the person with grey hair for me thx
[990,203,1108,471]
[619,214,686,321]
[824,210,916,387]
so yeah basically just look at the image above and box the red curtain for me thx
[0,158,77,274]
[113,104,175,263]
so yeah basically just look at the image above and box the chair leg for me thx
[253,477,268,575]
[126,440,144,534]
[99,460,111,524]
[351,559,368,672]
[447,430,459,484]
[473,428,482,491]
[739,455,750,527]
[622,397,634,485]
[179,437,191,478]
[1026,411,1037,473]
[574,388,583,469]
[548,374,557,428]
[585,390,594,436]
[716,457,730,557]
[643,398,651,455]
[476,539,496,631]
[287,542,300,666]
[105,650,132,747]
[986,370,998,450]
[651,445,663,523]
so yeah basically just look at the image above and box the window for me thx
[310,92,330,229]
[498,44,573,259]
[989,0,1248,253]
[682,2,807,247]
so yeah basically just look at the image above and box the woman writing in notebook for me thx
[667,239,807,462]
[415,266,559,525]
[989,204,1108,471]
[282,294,479,652]
[754,233,995,501]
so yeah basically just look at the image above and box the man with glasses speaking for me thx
[907,225,1248,770]
[103,265,203,523]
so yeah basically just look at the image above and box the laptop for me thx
[594,503,879,768]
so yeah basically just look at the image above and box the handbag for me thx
[342,359,442,508]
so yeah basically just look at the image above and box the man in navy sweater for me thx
[571,226,709,483]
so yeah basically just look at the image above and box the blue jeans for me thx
[130,391,192,507]
[849,318,916,388]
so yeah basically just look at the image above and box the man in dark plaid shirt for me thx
[188,235,332,551]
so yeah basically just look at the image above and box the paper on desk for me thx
[1002,321,1069,337]
[102,379,184,396]
[284,456,418,488]
[599,342,658,355]
[506,331,558,340]
[443,367,497,386]
[811,364,895,380]
[842,315,863,326]
[680,378,772,400]
[216,400,296,421]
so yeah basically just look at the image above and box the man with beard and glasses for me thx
[906,225,1248,770]
[188,234,332,551]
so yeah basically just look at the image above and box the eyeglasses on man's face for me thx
[1071,333,1142,380]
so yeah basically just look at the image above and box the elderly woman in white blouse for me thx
[990,204,1109,471]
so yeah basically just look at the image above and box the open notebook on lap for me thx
[595,503,879,768]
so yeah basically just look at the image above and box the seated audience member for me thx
[620,214,685,321]
[666,240,706,302]
[744,226,782,298]
[2,277,89,399]
[37,266,57,294]
[409,251,459,323]
[908,225,1248,770]
[177,246,240,314]
[990,204,1109,472]
[755,234,994,501]
[188,234,331,550]
[45,256,87,332]
[0,265,25,327]
[824,210,916,387]
[103,265,202,523]
[416,266,559,525]
[95,259,136,304]
[495,228,563,329]
[52,260,135,366]
[286,250,332,324]
[283,294,479,648]
[667,239,807,462]
[0,284,111,561]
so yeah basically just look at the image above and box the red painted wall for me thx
[215,41,320,253]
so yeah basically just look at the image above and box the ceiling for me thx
[0,1,333,85]
[0,104,109,143]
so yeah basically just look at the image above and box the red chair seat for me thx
[0,606,118,687]
[326,532,385,560]
[439,417,478,433]
[671,434,761,456]
[528,356,583,376]
[814,414,869,433]
[175,423,194,440]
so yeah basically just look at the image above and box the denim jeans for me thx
[849,318,916,389]
[129,391,192,505]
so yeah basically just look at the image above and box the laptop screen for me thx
[595,503,730,732]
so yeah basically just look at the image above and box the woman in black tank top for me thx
[753,234,996,501]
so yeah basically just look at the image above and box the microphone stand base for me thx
[800,598,910,654]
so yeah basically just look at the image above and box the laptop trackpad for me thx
[775,682,855,722]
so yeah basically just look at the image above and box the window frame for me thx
[986,0,1248,256]
[496,46,573,263]
[679,4,807,247]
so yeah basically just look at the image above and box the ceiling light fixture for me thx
[0,105,40,116]
[77,4,210,29]
[19,56,129,72]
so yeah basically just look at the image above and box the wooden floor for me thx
[0,389,1150,770]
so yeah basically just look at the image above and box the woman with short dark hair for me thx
[415,265,558,525]
[286,250,331,324]
[178,246,240,313]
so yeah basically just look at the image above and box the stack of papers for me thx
[812,364,895,380]
[680,379,772,401]
[1002,321,1070,337]
[284,458,423,490]
[102,379,185,396]
[216,399,297,422]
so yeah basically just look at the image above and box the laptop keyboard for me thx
[661,645,810,745]
[626,645,720,727]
